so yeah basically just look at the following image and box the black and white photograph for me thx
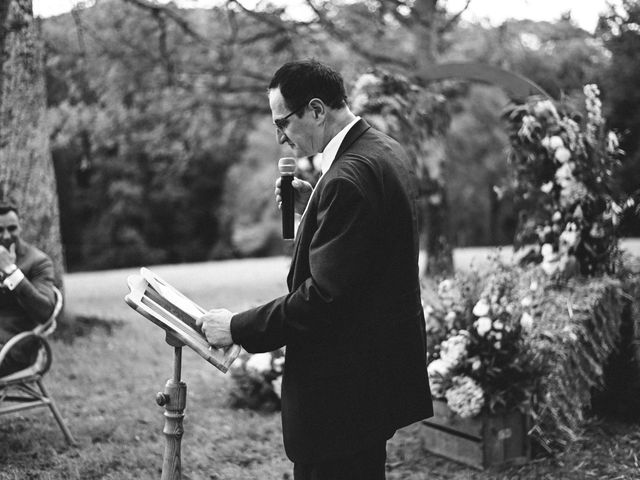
[1,0,639,478]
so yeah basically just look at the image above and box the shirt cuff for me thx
[3,268,25,291]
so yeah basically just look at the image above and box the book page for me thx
[140,267,205,319]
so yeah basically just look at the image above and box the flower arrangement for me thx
[351,69,450,183]
[228,348,284,411]
[503,85,637,278]
[425,263,541,418]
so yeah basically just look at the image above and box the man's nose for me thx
[276,129,287,145]
[0,229,10,240]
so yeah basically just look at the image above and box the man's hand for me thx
[275,177,313,216]
[0,244,17,272]
[196,308,234,348]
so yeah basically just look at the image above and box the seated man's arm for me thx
[9,255,57,324]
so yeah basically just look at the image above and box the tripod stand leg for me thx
[157,346,187,480]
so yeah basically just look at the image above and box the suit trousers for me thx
[293,441,387,480]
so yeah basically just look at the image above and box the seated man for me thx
[0,202,56,376]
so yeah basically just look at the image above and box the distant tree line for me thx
[39,0,640,272]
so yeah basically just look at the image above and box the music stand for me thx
[126,270,241,480]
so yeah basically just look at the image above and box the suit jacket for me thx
[231,119,433,463]
[0,239,56,346]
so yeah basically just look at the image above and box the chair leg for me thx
[37,379,77,446]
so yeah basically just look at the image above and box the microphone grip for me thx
[281,174,295,239]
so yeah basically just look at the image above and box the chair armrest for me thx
[0,331,52,377]
[33,286,63,336]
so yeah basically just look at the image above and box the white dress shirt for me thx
[297,116,361,229]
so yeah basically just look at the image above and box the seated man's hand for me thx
[0,244,16,272]
[275,177,313,216]
[196,308,234,348]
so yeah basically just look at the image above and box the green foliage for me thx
[228,349,284,412]
[426,258,640,451]
[43,3,260,270]
[599,0,640,234]
[522,275,632,451]
[444,85,516,247]
[446,19,610,99]
[425,263,542,418]
[503,87,636,277]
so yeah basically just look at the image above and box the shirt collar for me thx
[320,116,360,175]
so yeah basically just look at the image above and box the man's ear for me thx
[308,98,325,121]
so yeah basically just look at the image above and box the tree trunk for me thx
[414,0,454,278]
[423,182,454,278]
[0,0,65,284]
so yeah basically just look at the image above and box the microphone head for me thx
[278,157,297,175]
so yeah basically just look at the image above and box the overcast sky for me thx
[32,0,620,33]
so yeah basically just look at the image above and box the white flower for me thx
[493,320,504,330]
[271,376,283,398]
[552,211,563,222]
[518,114,538,140]
[445,310,457,328]
[541,181,554,194]
[541,243,554,259]
[533,100,560,120]
[445,375,485,418]
[530,280,539,291]
[471,358,482,371]
[428,359,453,399]
[520,312,534,331]
[554,147,571,163]
[438,279,462,308]
[475,316,492,336]
[560,223,580,250]
[245,353,273,374]
[549,136,564,150]
[272,356,285,374]
[542,259,559,276]
[521,296,533,308]
[472,299,490,317]
[607,131,619,153]
[555,163,574,188]
[541,136,551,149]
[428,359,453,378]
[440,333,469,367]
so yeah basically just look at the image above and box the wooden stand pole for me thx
[156,334,187,480]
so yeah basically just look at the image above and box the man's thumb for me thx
[9,243,15,256]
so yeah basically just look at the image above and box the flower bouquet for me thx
[502,85,637,278]
[228,348,284,411]
[425,263,541,419]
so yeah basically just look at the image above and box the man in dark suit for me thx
[197,60,432,479]
[0,202,57,377]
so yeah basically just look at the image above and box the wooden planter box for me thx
[420,400,531,469]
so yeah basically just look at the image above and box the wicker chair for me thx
[0,286,75,445]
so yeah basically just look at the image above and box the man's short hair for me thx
[0,202,19,216]
[268,60,347,114]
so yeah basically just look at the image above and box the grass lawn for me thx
[1,245,639,480]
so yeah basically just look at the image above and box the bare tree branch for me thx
[439,0,472,34]
[121,0,209,45]
[303,0,412,68]
[152,8,175,86]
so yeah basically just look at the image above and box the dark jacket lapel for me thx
[286,118,371,290]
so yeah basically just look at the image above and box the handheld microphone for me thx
[278,157,297,240]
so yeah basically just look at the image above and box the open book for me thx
[125,267,241,373]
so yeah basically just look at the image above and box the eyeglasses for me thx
[274,103,307,131]
[0,226,18,234]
